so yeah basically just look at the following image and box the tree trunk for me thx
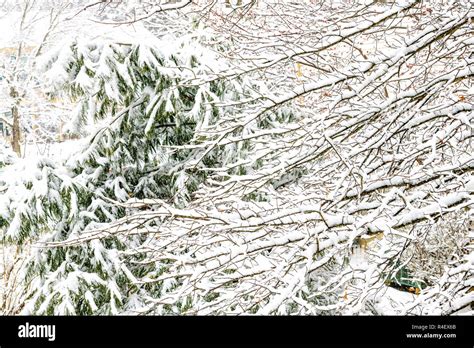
[9,87,21,157]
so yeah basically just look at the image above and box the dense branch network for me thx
[0,0,472,315]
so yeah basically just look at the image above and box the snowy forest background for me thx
[0,0,472,315]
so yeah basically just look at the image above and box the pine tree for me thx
[0,26,275,314]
